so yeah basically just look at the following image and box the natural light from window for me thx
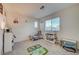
[34,21,38,28]
[45,17,60,32]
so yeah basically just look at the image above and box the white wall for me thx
[12,19,38,42]
[40,4,79,41]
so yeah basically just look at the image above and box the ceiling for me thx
[3,3,76,19]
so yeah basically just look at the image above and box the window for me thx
[52,17,60,31]
[45,17,60,32]
[45,20,51,31]
[34,21,38,28]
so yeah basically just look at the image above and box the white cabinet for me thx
[0,30,3,54]
[4,33,13,53]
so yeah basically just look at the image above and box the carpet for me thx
[27,44,48,55]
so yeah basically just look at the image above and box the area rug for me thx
[27,44,48,55]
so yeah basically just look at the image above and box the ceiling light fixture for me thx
[40,5,45,10]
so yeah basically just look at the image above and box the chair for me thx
[32,31,43,41]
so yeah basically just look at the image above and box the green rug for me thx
[27,44,48,55]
